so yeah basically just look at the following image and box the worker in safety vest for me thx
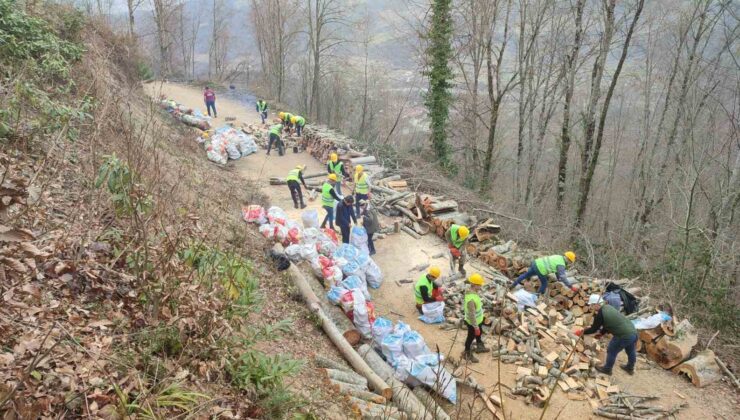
[280,111,294,129]
[256,99,268,124]
[510,252,577,295]
[445,224,470,275]
[327,153,349,196]
[462,273,489,363]
[291,115,306,136]
[575,294,637,375]
[353,165,370,214]
[286,165,308,209]
[266,119,284,156]
[414,266,443,314]
[320,174,342,230]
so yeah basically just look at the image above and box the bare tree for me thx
[126,0,144,38]
[306,0,348,121]
[151,0,178,76]
[573,0,645,229]
[251,0,301,101]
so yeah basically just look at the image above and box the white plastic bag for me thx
[303,227,320,244]
[327,286,347,305]
[299,244,318,261]
[340,276,370,301]
[419,301,445,324]
[364,258,383,289]
[302,209,320,229]
[409,361,457,404]
[352,290,372,340]
[632,312,672,330]
[267,206,288,225]
[226,143,241,160]
[402,330,431,359]
[513,288,538,311]
[237,135,258,156]
[334,243,360,261]
[284,244,302,262]
[350,226,369,255]
[342,261,367,285]
[381,333,404,365]
[372,317,393,348]
[242,205,267,224]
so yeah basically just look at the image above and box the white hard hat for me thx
[588,294,604,305]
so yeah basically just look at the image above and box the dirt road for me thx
[144,81,738,420]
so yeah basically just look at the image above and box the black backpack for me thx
[605,282,640,315]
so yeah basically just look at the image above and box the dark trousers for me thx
[339,223,351,244]
[288,181,304,208]
[260,111,267,123]
[464,321,483,351]
[605,334,638,370]
[367,232,376,255]
[321,206,334,229]
[296,124,303,136]
[206,101,216,117]
[355,193,368,214]
[267,133,284,155]
[512,263,549,294]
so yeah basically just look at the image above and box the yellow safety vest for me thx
[464,292,484,325]
[286,169,300,182]
[354,172,369,194]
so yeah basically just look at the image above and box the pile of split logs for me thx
[242,122,302,151]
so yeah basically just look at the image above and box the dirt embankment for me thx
[1,13,352,420]
[148,81,740,420]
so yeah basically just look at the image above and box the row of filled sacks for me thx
[243,205,384,337]
[157,98,211,130]
[201,126,258,164]
[371,318,457,403]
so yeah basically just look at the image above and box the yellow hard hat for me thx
[355,164,364,173]
[428,266,441,279]
[290,116,297,124]
[468,273,484,286]
[330,153,338,162]
[565,251,576,263]
[202,132,210,138]
[296,164,306,171]
[279,112,285,119]
[328,173,338,181]
[458,225,470,240]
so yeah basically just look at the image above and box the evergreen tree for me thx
[423,0,454,171]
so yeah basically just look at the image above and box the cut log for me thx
[350,156,377,165]
[331,380,387,404]
[276,245,391,399]
[647,320,698,369]
[324,368,369,387]
[316,355,353,373]
[428,200,458,213]
[412,387,451,420]
[401,226,421,239]
[358,344,435,420]
[673,350,722,387]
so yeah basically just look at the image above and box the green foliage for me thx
[423,0,454,171]
[227,350,303,396]
[95,154,153,217]
[0,0,88,141]
[656,236,739,334]
[137,61,154,81]
[180,243,260,316]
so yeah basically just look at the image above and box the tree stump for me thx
[673,349,722,387]
[647,319,697,369]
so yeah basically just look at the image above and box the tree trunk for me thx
[555,0,585,210]
[673,350,722,387]
[574,0,644,229]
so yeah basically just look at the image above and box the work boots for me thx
[595,365,612,375]
[619,364,635,375]
[474,342,490,354]
[461,350,479,363]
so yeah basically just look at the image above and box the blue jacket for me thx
[335,201,356,227]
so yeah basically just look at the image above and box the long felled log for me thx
[358,344,436,420]
[276,245,392,399]
[412,387,451,420]
[673,350,722,387]
[324,368,369,387]
[316,355,354,372]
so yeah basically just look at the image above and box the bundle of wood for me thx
[315,356,405,419]
[593,393,687,419]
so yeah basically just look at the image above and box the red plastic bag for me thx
[340,290,355,315]
[287,227,301,244]
[322,228,339,244]
[242,205,266,224]
[318,256,334,269]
